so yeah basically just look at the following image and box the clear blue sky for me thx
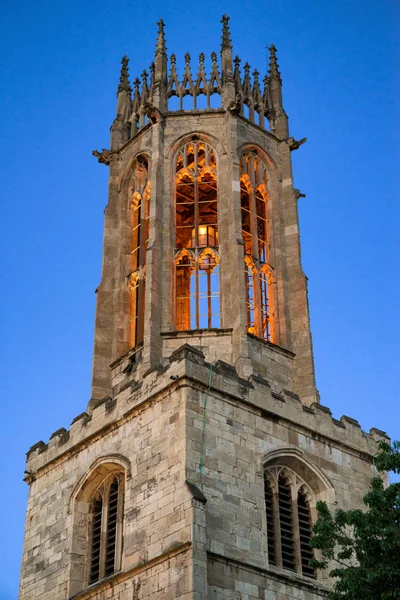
[0,0,398,597]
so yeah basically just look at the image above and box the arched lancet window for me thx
[240,151,274,341]
[89,474,124,584]
[264,466,316,579]
[69,461,127,596]
[174,141,220,329]
[128,156,151,347]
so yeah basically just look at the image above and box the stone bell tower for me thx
[19,15,388,600]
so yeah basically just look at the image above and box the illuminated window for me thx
[175,142,220,329]
[264,468,316,579]
[128,156,150,347]
[240,151,274,341]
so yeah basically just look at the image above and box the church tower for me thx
[19,16,388,600]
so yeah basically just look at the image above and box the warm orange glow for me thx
[240,150,274,342]
[128,156,150,347]
[175,141,220,330]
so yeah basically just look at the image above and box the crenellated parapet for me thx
[25,344,389,477]
[109,15,289,151]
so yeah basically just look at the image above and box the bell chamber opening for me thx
[240,150,275,343]
[174,141,220,331]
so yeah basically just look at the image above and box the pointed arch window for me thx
[174,142,220,329]
[240,151,274,341]
[128,156,151,347]
[88,474,124,584]
[264,466,316,579]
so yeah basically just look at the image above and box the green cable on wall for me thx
[199,363,213,493]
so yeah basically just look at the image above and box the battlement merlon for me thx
[25,343,388,480]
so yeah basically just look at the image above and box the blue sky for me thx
[0,0,398,597]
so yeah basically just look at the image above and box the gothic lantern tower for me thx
[19,16,388,600]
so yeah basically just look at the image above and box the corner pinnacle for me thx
[221,14,232,52]
[268,44,282,82]
[118,55,131,94]
[156,18,166,55]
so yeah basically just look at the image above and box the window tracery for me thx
[69,461,126,596]
[128,156,151,347]
[174,141,220,329]
[88,473,124,584]
[264,466,316,579]
[240,151,274,341]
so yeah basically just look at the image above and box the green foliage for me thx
[310,441,400,599]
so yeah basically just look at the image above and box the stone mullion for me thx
[291,483,302,575]
[136,279,146,346]
[272,484,283,569]
[194,165,200,328]
[136,194,148,344]
[99,489,108,580]
[114,483,124,573]
[250,187,263,339]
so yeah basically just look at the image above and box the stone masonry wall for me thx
[21,344,388,599]
[20,383,199,600]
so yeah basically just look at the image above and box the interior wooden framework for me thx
[174,141,220,330]
[240,150,275,341]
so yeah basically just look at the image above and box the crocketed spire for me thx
[156,18,166,55]
[221,14,232,51]
[268,44,282,82]
[118,55,131,94]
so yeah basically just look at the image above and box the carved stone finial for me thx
[156,18,166,55]
[149,62,155,98]
[252,69,262,107]
[209,51,221,90]
[263,74,272,118]
[141,70,149,105]
[182,52,194,92]
[170,53,176,66]
[268,44,282,82]
[196,53,207,89]
[132,77,141,112]
[118,55,131,94]
[221,14,232,51]
[243,62,252,99]
[233,56,243,96]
